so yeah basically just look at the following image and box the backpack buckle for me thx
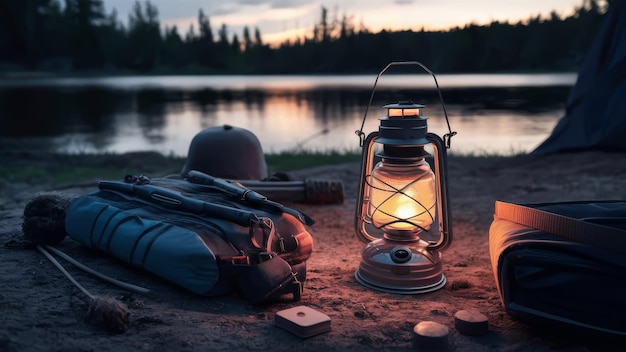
[230,255,251,265]
[291,272,303,301]
[258,251,274,263]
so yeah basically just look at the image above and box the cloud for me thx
[231,0,315,8]
[210,5,239,16]
[236,0,267,4]
[209,1,314,17]
[271,0,316,9]
[395,0,414,4]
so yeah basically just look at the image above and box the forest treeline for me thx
[0,0,612,74]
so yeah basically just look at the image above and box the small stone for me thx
[454,310,489,336]
[413,321,449,350]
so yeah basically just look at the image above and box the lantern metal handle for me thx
[426,132,452,251]
[355,61,457,148]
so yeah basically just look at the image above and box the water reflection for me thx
[0,74,574,156]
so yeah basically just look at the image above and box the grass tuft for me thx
[265,150,361,173]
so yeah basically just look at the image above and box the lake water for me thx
[0,73,576,156]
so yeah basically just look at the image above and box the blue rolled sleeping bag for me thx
[64,175,314,303]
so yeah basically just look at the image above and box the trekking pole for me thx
[98,181,259,227]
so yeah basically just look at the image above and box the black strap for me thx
[494,200,626,254]
[232,255,303,304]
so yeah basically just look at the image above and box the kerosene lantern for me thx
[354,61,456,294]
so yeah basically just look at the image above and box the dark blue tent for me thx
[533,2,626,155]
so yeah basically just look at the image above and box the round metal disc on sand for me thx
[413,321,449,349]
[454,310,489,336]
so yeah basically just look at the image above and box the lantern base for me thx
[355,270,446,295]
[354,238,446,294]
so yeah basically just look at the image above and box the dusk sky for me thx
[101,0,586,45]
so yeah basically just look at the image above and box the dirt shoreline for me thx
[1,150,626,351]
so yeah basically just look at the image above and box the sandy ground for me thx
[1,150,626,352]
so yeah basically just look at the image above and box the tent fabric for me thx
[533,2,626,155]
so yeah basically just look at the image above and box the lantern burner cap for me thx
[376,113,429,146]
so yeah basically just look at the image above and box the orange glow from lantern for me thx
[388,107,421,118]
[367,159,436,234]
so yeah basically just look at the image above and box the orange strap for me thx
[494,200,626,254]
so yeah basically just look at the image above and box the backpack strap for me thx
[226,253,304,304]
[494,200,626,254]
